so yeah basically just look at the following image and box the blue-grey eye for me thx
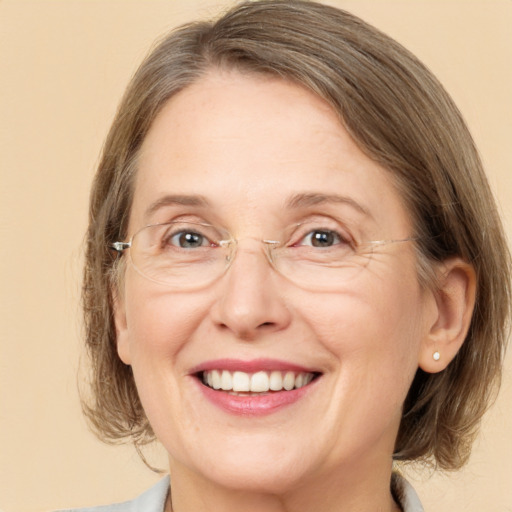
[171,231,208,248]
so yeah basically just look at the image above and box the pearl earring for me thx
[433,351,440,361]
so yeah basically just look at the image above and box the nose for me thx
[210,241,292,340]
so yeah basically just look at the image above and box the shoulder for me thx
[55,476,170,512]
[55,473,421,512]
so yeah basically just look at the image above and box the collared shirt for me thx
[392,473,425,512]
[57,474,424,512]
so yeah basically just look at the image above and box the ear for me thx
[418,258,476,373]
[113,285,132,365]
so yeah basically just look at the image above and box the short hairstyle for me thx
[82,0,511,470]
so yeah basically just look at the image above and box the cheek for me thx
[277,272,427,466]
[123,278,210,363]
[122,283,214,433]
[300,269,425,389]
[306,283,422,349]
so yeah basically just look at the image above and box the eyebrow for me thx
[285,192,372,218]
[144,194,210,221]
[143,192,372,222]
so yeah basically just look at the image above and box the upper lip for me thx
[189,358,319,375]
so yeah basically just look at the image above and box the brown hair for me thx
[82,0,511,470]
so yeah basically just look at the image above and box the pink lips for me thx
[190,358,314,374]
[190,358,319,416]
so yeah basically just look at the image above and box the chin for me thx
[200,458,307,494]
[168,432,317,494]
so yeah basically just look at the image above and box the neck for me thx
[166,458,401,512]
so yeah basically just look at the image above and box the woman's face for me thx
[115,70,436,492]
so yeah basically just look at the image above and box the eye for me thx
[302,230,341,247]
[166,230,212,249]
[289,223,353,251]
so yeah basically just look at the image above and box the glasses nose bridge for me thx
[225,236,279,272]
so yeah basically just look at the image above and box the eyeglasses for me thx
[111,221,416,291]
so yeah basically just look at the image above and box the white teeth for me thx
[232,371,250,392]
[221,370,232,391]
[250,371,270,392]
[212,370,222,390]
[283,371,295,391]
[202,369,315,393]
[269,370,283,391]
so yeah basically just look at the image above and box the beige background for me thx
[0,1,511,511]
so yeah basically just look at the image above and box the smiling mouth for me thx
[199,370,320,394]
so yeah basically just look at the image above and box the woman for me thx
[75,1,510,511]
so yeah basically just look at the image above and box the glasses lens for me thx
[270,242,374,291]
[125,220,409,291]
[129,222,231,288]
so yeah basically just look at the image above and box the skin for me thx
[115,70,475,512]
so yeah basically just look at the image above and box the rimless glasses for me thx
[111,220,416,291]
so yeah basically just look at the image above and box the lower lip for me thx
[195,378,317,416]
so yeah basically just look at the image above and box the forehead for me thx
[131,70,410,235]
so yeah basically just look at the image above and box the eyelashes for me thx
[157,221,356,254]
